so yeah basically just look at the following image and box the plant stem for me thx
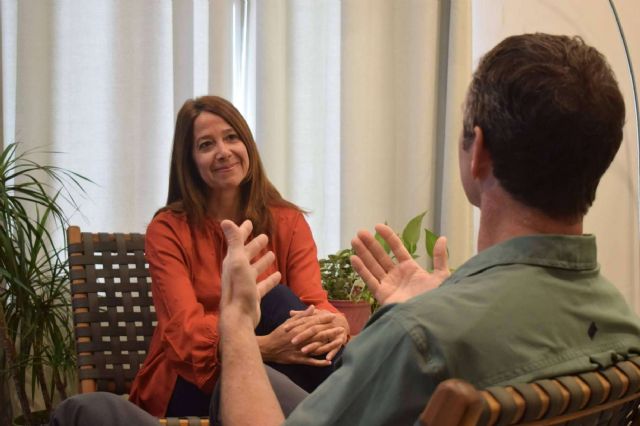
[54,368,68,400]
[0,301,34,425]
[35,362,52,412]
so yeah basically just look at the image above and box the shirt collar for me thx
[445,234,598,286]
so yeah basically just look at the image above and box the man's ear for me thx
[470,127,492,179]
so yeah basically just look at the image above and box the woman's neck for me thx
[207,189,242,222]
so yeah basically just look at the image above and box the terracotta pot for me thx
[330,300,372,335]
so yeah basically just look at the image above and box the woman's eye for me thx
[198,140,213,150]
[226,134,239,142]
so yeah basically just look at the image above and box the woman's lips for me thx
[214,162,238,173]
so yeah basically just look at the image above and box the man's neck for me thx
[477,186,583,252]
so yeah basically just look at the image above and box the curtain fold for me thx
[339,0,472,266]
[6,1,175,233]
[250,0,342,255]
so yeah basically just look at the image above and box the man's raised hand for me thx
[350,223,450,305]
[220,219,281,328]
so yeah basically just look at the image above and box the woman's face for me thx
[192,112,250,195]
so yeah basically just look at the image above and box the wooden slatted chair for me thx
[419,356,640,425]
[67,226,209,426]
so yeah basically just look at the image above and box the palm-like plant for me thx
[0,143,88,425]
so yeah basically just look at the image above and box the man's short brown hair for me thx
[463,33,625,220]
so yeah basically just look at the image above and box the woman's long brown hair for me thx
[165,95,299,237]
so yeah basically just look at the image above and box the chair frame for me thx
[68,226,209,426]
[419,356,640,426]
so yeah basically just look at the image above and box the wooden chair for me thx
[67,226,209,426]
[419,356,640,425]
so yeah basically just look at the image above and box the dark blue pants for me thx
[166,285,339,417]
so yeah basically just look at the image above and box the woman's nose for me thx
[215,141,231,159]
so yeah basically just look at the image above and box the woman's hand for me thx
[256,306,349,364]
[256,316,332,367]
[285,306,349,361]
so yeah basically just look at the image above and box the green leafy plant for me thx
[319,248,373,303]
[0,143,89,425]
[320,211,442,307]
[374,211,444,263]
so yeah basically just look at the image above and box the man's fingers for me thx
[244,233,269,259]
[220,220,265,259]
[221,219,253,248]
[374,224,412,263]
[432,236,449,273]
[252,250,276,277]
[350,255,380,296]
[352,230,394,277]
[351,238,386,281]
[257,271,281,299]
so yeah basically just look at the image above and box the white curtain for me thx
[3,0,639,310]
[340,0,453,246]
[249,0,343,255]
[0,0,474,265]
[2,0,176,234]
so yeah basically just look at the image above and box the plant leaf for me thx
[0,142,88,412]
[401,211,426,254]
[374,231,391,254]
[424,228,439,259]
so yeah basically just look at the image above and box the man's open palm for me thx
[351,224,450,305]
[220,220,281,327]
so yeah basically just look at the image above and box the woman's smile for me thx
[214,162,239,173]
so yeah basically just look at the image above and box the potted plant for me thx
[319,248,374,335]
[320,211,442,335]
[0,143,88,425]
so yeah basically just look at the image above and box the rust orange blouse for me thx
[128,206,337,416]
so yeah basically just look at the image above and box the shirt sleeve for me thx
[282,212,338,313]
[283,306,447,426]
[146,216,220,392]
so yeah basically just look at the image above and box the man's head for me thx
[461,33,625,221]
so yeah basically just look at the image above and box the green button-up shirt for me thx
[284,235,640,426]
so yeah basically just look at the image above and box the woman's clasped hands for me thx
[258,305,348,366]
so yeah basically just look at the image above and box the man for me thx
[217,33,640,426]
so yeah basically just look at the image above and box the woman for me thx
[129,96,349,417]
